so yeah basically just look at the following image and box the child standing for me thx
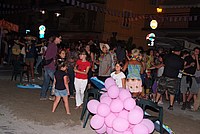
[111,62,126,88]
[74,50,90,109]
[52,62,70,114]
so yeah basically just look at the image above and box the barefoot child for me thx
[52,62,70,114]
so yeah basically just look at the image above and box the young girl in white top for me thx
[111,62,126,88]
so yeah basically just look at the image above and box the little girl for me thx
[74,50,90,109]
[52,62,70,114]
[111,62,126,88]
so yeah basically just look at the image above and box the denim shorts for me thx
[55,89,68,97]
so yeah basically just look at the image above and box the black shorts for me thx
[157,76,179,95]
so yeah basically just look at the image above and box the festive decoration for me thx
[87,77,155,134]
[0,19,19,32]
[0,1,198,22]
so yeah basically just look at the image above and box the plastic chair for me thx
[80,88,105,128]
[11,60,29,82]
[137,98,163,134]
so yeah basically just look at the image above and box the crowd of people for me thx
[1,33,200,114]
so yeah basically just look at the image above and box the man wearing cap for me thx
[155,47,184,110]
[97,43,112,82]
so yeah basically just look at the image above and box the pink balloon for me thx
[100,92,109,100]
[110,99,123,113]
[87,100,100,114]
[95,123,107,134]
[129,124,135,129]
[123,98,136,111]
[141,119,155,133]
[108,85,120,99]
[123,131,132,134]
[105,77,116,89]
[119,89,131,101]
[132,124,148,134]
[128,106,144,124]
[90,114,105,130]
[107,127,113,134]
[113,117,129,132]
[134,106,144,113]
[97,103,110,117]
[100,96,112,106]
[119,87,126,90]
[105,113,117,127]
[113,130,123,134]
[114,112,119,117]
[118,109,129,120]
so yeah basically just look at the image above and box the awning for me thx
[0,19,19,32]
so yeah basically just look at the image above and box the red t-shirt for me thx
[75,60,90,79]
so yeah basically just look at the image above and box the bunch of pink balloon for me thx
[87,77,155,134]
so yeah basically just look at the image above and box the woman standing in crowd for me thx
[74,50,90,109]
[52,62,70,115]
[25,40,36,82]
[123,49,144,98]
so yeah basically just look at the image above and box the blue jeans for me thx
[35,56,43,71]
[40,68,55,98]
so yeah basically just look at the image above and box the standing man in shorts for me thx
[155,47,184,110]
[180,47,199,110]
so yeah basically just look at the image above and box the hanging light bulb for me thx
[55,13,61,17]
[40,10,45,14]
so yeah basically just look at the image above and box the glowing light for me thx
[40,10,45,14]
[55,13,61,17]
[39,25,46,39]
[150,20,158,29]
[146,33,156,47]
[157,8,163,13]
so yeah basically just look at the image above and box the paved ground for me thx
[0,64,200,134]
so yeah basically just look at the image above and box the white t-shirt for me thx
[157,66,164,77]
[111,71,126,88]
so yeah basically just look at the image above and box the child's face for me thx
[79,53,86,60]
[115,64,121,71]
[59,51,66,58]
[61,66,67,71]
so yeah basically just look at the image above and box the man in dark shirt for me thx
[156,47,184,110]
[40,34,62,100]
[180,47,199,110]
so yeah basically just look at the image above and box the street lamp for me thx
[150,20,158,30]
[157,7,163,13]
[55,13,61,17]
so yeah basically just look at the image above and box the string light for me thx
[55,12,61,17]
[40,10,45,14]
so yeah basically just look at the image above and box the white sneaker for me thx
[49,96,55,101]
[158,101,164,105]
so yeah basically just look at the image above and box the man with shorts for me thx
[180,47,199,110]
[155,47,184,110]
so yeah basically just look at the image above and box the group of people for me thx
[2,32,200,114]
